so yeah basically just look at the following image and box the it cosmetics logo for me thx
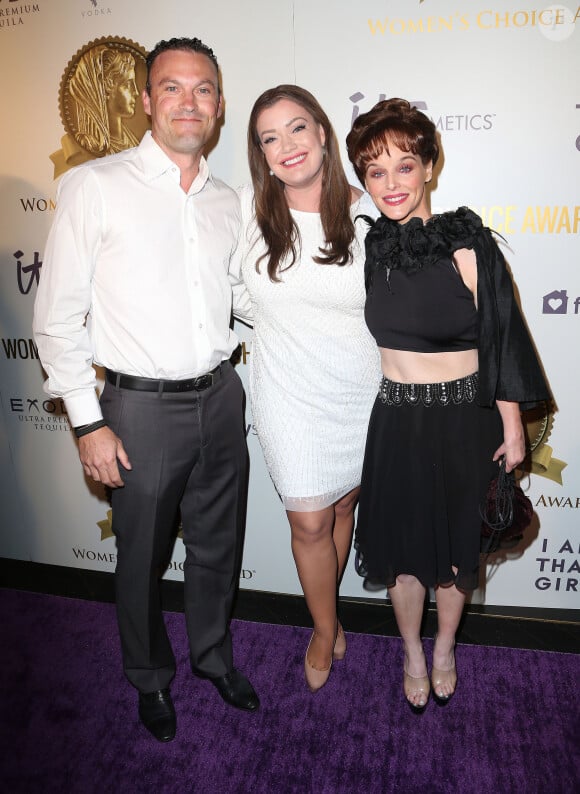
[542,289,580,314]
[348,94,494,132]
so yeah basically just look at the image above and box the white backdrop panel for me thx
[0,0,578,610]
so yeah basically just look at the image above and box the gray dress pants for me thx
[100,362,248,692]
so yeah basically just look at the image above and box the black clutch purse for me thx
[480,459,534,554]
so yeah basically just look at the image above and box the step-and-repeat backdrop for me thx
[1,0,578,610]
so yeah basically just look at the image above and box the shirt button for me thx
[198,323,203,329]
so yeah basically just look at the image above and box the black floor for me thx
[2,558,579,653]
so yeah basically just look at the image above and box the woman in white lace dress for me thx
[237,85,379,691]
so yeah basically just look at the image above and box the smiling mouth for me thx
[383,194,407,206]
[173,113,203,122]
[281,153,307,167]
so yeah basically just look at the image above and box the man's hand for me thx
[78,426,132,488]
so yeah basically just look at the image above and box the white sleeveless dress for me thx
[238,185,380,511]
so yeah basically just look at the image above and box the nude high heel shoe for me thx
[304,632,333,693]
[403,670,430,714]
[403,653,430,713]
[403,668,430,713]
[431,666,457,704]
[431,636,457,705]
[333,623,347,661]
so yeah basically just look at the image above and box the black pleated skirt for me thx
[355,373,503,592]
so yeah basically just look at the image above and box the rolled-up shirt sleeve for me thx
[33,168,103,427]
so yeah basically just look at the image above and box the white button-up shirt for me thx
[33,131,243,426]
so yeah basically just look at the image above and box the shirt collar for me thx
[137,130,216,190]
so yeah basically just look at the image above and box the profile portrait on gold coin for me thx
[50,37,149,178]
[71,45,140,154]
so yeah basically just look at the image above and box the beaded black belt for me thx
[378,372,478,407]
[105,363,222,393]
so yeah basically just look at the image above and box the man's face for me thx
[142,49,222,159]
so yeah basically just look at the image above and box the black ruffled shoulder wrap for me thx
[360,206,483,289]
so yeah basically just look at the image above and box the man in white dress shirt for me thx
[33,37,259,742]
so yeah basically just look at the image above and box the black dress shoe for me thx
[138,688,176,742]
[206,670,260,712]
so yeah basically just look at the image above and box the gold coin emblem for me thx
[51,36,149,177]
[520,400,566,485]
[522,401,553,453]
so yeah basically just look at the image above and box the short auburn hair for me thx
[346,98,439,185]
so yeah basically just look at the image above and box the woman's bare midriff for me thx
[379,347,479,384]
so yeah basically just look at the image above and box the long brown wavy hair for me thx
[248,85,354,281]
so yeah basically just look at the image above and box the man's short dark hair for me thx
[145,37,219,94]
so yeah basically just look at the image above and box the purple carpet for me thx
[1,588,578,793]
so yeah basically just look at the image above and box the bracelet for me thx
[74,419,107,438]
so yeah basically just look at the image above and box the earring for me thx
[269,169,274,176]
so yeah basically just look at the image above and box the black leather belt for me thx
[105,364,223,393]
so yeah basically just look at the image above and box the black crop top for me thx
[365,258,478,352]
[361,208,480,353]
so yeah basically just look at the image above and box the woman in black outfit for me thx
[346,99,549,710]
